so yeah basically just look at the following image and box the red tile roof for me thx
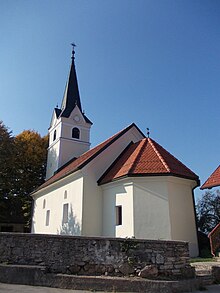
[201,165,220,190]
[98,138,199,185]
[33,123,143,193]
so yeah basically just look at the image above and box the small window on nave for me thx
[72,127,80,139]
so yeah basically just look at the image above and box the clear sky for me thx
[1,0,220,199]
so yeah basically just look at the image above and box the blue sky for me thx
[1,0,220,199]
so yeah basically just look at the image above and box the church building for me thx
[31,46,200,257]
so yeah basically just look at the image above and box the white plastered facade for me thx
[102,176,198,257]
[32,125,144,236]
[32,124,199,257]
[46,105,91,180]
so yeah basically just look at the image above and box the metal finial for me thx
[71,43,76,59]
[147,128,150,138]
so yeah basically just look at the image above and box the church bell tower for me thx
[46,45,93,179]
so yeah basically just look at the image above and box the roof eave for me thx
[31,168,82,197]
[99,172,200,186]
[200,183,220,190]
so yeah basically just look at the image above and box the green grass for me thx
[190,257,215,263]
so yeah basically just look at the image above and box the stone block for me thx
[212,266,220,282]
[67,264,80,274]
[156,254,164,264]
[138,265,158,278]
[119,262,135,275]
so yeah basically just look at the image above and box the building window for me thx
[72,127,80,139]
[116,205,122,226]
[53,130,57,141]
[45,210,50,226]
[62,203,69,224]
[64,190,67,199]
[43,199,46,209]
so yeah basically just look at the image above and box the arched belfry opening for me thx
[72,127,80,139]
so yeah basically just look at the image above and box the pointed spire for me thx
[60,43,82,117]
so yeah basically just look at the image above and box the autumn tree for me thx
[0,122,48,230]
[14,130,48,227]
[196,190,220,234]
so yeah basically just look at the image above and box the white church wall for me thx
[46,139,60,180]
[81,125,144,236]
[58,116,91,167]
[81,171,103,236]
[133,177,171,240]
[167,177,199,257]
[102,180,134,237]
[32,172,84,236]
[60,121,90,144]
[101,175,198,257]
[46,120,62,179]
[59,138,90,166]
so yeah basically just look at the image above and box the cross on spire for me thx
[71,43,76,59]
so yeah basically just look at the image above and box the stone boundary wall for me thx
[0,233,193,278]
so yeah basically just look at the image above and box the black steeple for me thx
[60,44,82,117]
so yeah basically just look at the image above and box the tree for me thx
[0,121,15,199]
[196,190,220,234]
[14,130,48,228]
[0,122,23,226]
[0,122,48,230]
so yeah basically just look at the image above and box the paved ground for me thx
[0,283,92,292]
[1,283,220,293]
[186,284,220,293]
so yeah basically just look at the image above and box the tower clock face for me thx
[74,115,80,122]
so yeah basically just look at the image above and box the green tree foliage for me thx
[0,121,15,199]
[0,122,48,230]
[197,190,220,234]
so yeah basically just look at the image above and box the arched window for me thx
[72,127,80,139]
[53,130,57,141]
[43,199,46,209]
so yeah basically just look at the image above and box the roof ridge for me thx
[97,141,134,185]
[32,123,142,193]
[128,138,148,174]
[148,138,171,172]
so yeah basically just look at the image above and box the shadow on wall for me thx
[57,205,81,236]
[46,146,59,179]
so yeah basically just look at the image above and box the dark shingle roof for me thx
[59,51,92,124]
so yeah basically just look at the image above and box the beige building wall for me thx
[133,177,171,240]
[167,177,198,257]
